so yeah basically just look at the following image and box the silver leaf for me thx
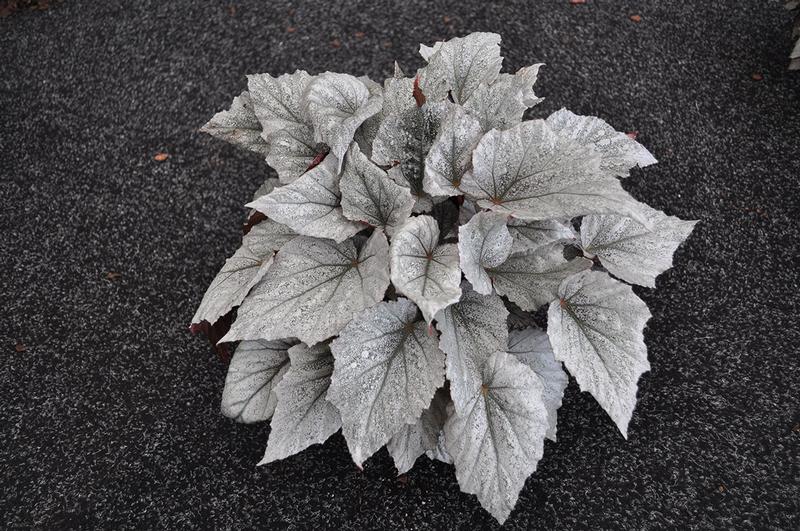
[386,388,449,474]
[247,70,313,136]
[423,105,483,197]
[200,90,269,156]
[457,211,513,295]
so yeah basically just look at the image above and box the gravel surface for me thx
[2,1,798,528]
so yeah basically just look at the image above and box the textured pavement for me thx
[1,1,799,528]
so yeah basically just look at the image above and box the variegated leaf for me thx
[420,32,503,104]
[304,72,383,170]
[461,120,651,225]
[220,339,293,423]
[387,388,449,474]
[546,108,657,178]
[423,105,483,196]
[200,90,269,156]
[580,207,697,287]
[507,218,577,254]
[247,156,361,243]
[340,143,414,236]
[390,215,462,323]
[191,245,274,325]
[222,231,389,346]
[265,124,318,184]
[247,70,313,136]
[507,327,568,441]
[547,270,652,437]
[328,298,446,466]
[260,341,341,464]
[435,284,509,413]
[445,351,548,524]
[457,211,513,295]
[489,242,592,311]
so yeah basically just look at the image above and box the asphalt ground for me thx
[1,1,798,528]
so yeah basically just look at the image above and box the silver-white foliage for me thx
[248,70,313,136]
[507,327,568,441]
[445,351,549,524]
[581,207,697,287]
[222,231,389,346]
[200,90,269,156]
[457,211,513,295]
[386,388,449,474]
[328,298,446,466]
[489,243,593,311]
[197,32,693,526]
[463,65,543,132]
[191,245,274,326]
[220,339,293,423]
[547,270,652,437]
[435,284,509,414]
[304,72,383,171]
[390,215,462,323]
[546,109,656,178]
[340,143,414,236]
[507,218,577,253]
[372,102,450,208]
[423,105,483,197]
[247,156,361,243]
[261,341,341,464]
[461,120,651,225]
[421,32,503,104]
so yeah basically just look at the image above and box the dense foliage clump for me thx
[192,33,696,523]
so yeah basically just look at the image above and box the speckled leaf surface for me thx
[463,65,544,132]
[261,342,341,464]
[421,32,503,104]
[423,105,483,196]
[264,124,318,184]
[581,207,697,287]
[445,351,548,524]
[461,120,650,225]
[372,102,450,209]
[546,108,657,178]
[547,270,652,437]
[191,245,274,325]
[435,284,509,413]
[340,143,414,236]
[507,327,568,441]
[242,219,296,258]
[489,243,592,310]
[390,215,462,323]
[457,211,513,294]
[304,72,383,170]
[220,339,293,424]
[507,218,577,253]
[247,70,313,136]
[247,156,360,243]
[200,90,269,156]
[386,388,449,474]
[221,231,389,345]
[328,298,446,466]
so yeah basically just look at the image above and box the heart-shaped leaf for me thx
[340,143,414,236]
[435,284,509,414]
[220,339,293,423]
[457,211,513,295]
[200,90,269,156]
[390,215,462,323]
[328,298,446,466]
[581,207,697,287]
[489,242,592,311]
[248,70,313,136]
[260,341,341,464]
[304,72,383,170]
[445,351,549,524]
[222,230,389,346]
[461,120,651,225]
[248,156,361,243]
[547,270,652,437]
